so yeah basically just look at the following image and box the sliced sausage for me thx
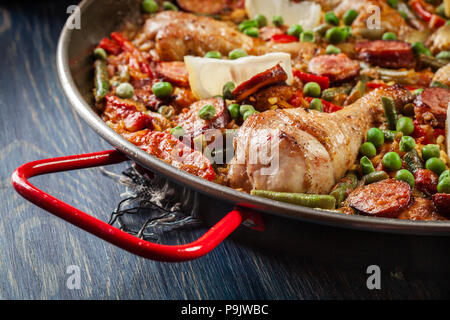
[397,198,442,221]
[346,179,412,218]
[307,54,360,83]
[175,97,229,138]
[103,95,153,132]
[413,87,450,129]
[414,169,438,195]
[155,61,189,87]
[232,64,288,102]
[355,40,415,69]
[432,193,450,218]
[177,0,228,14]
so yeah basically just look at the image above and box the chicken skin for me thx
[227,86,412,194]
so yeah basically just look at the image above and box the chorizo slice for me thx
[232,64,288,102]
[432,193,450,218]
[177,0,228,14]
[355,40,415,69]
[155,61,189,87]
[307,54,360,83]
[346,179,412,218]
[413,87,450,129]
[397,198,442,221]
[175,97,229,138]
[414,169,438,195]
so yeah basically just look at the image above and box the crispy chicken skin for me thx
[227,86,411,194]
[141,11,320,63]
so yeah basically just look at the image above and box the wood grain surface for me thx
[1,1,449,300]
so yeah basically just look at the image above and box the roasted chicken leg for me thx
[227,86,412,194]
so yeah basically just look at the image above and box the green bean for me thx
[94,59,110,102]
[363,171,389,185]
[381,96,398,130]
[418,54,448,71]
[321,85,352,101]
[330,172,358,205]
[430,81,450,89]
[403,149,423,173]
[251,190,336,209]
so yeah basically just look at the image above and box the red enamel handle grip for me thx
[11,150,246,262]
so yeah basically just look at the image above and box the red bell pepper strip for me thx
[98,38,122,55]
[288,89,305,108]
[367,82,418,91]
[110,32,154,77]
[304,97,343,113]
[293,70,330,90]
[412,120,430,145]
[271,34,299,43]
[410,0,445,28]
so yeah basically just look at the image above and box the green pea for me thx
[435,51,450,60]
[228,49,248,59]
[395,169,415,188]
[425,157,446,175]
[422,144,440,161]
[324,12,339,26]
[309,98,323,111]
[387,0,398,8]
[396,116,414,135]
[152,81,173,98]
[412,42,431,56]
[239,104,255,117]
[227,103,240,120]
[287,24,303,38]
[399,136,415,152]
[198,104,216,120]
[272,15,284,27]
[243,110,258,121]
[360,142,377,158]
[115,82,134,99]
[367,128,384,148]
[414,88,424,96]
[437,177,450,194]
[382,152,402,171]
[170,126,184,138]
[204,51,222,59]
[243,27,259,37]
[303,82,321,97]
[93,47,107,60]
[325,27,348,44]
[239,20,259,32]
[382,32,397,40]
[325,44,341,55]
[300,30,315,43]
[222,81,235,100]
[162,1,178,11]
[142,0,158,13]
[343,9,358,25]
[360,156,375,175]
[439,170,450,183]
[157,105,174,119]
[254,14,268,27]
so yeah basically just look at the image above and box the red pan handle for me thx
[11,150,249,262]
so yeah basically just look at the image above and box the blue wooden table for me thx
[1,1,449,300]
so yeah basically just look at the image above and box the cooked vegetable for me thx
[239,104,255,116]
[360,156,375,174]
[93,47,107,60]
[329,172,358,205]
[287,24,303,38]
[396,116,414,135]
[383,130,396,142]
[399,136,416,152]
[325,27,348,43]
[381,97,398,130]
[115,82,134,99]
[367,128,384,148]
[204,51,222,59]
[251,190,336,209]
[325,45,341,55]
[152,81,173,98]
[395,169,415,188]
[303,82,321,97]
[228,49,248,60]
[363,171,389,185]
[227,103,240,120]
[239,20,259,32]
[439,170,450,183]
[254,14,267,27]
[94,59,110,102]
[360,142,376,158]
[382,32,397,40]
[418,54,448,71]
[343,9,358,26]
[425,157,446,175]
[198,104,216,120]
[170,126,185,138]
[404,149,424,173]
[438,177,450,193]
[383,152,402,171]
[157,105,174,119]
[422,144,441,161]
[142,0,158,13]
[243,109,258,121]
[309,98,323,111]
[272,15,283,27]
[300,30,315,43]
[324,12,339,26]
[222,82,235,100]
[243,27,259,37]
[162,1,178,11]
